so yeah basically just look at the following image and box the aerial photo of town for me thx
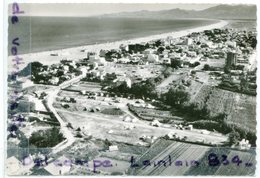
[7,3,257,176]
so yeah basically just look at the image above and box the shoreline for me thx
[8,19,229,72]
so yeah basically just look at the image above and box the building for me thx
[226,52,237,68]
[87,52,98,61]
[109,145,119,151]
[147,54,159,63]
[238,139,251,150]
[44,156,72,175]
[119,44,129,51]
[116,76,132,88]
[161,57,171,64]
[183,38,193,45]
[49,77,59,85]
[6,156,33,175]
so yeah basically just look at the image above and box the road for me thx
[46,89,75,154]
[44,72,86,154]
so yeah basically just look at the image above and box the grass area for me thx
[101,108,124,115]
[29,127,65,148]
[128,104,182,123]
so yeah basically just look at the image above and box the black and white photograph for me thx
[5,1,257,176]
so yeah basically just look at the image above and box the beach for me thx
[8,19,229,73]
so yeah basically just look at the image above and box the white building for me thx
[147,54,159,63]
[109,145,119,152]
[6,156,33,175]
[44,156,72,175]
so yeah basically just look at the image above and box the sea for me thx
[8,16,216,55]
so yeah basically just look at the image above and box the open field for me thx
[189,84,256,132]
[99,64,164,81]
[56,107,227,145]
[129,105,183,123]
[132,140,211,176]
[64,81,102,93]
[129,139,255,176]
[53,86,228,145]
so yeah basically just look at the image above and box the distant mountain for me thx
[103,5,256,20]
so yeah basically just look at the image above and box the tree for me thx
[29,127,65,147]
[191,70,196,75]
[228,130,240,145]
[155,40,162,47]
[224,66,231,74]
[171,59,182,69]
[164,87,190,107]
[203,64,211,71]
[157,46,165,54]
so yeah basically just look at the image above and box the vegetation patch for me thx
[29,127,65,147]
[101,108,124,115]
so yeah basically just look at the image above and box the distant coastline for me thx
[8,17,217,55]
[8,19,228,72]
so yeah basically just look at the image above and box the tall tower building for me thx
[226,52,237,68]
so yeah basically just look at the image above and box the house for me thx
[151,119,161,127]
[161,57,171,64]
[118,57,130,64]
[6,156,33,175]
[109,145,119,152]
[238,139,251,150]
[140,135,157,144]
[119,44,129,51]
[184,38,193,45]
[147,54,159,63]
[88,52,98,60]
[50,53,59,56]
[99,49,108,57]
[49,77,59,85]
[116,76,132,88]
[169,53,181,59]
[63,65,69,72]
[18,78,34,89]
[187,51,197,57]
[44,156,72,175]
[79,66,88,75]
[143,49,154,56]
[166,132,177,140]
[123,116,132,122]
[166,36,174,45]
[185,124,193,130]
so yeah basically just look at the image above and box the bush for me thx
[101,108,124,115]
[29,127,65,147]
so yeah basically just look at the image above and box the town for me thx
[7,27,257,175]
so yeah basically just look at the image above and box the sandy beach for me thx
[8,20,229,73]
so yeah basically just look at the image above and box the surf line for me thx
[9,2,25,134]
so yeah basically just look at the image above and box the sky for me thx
[9,3,218,17]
